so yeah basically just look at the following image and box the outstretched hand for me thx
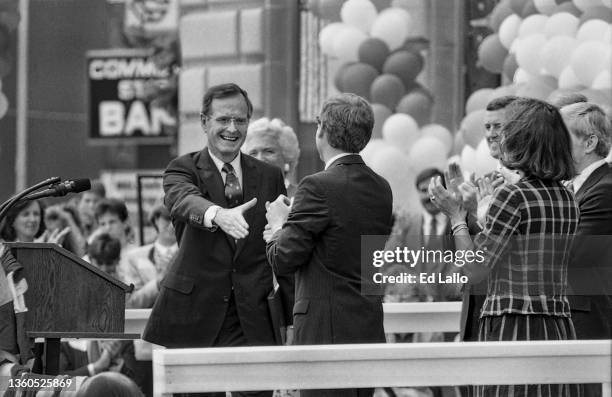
[213,198,258,239]
[265,195,291,234]
[34,227,71,246]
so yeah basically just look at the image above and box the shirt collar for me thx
[573,158,607,193]
[325,152,354,170]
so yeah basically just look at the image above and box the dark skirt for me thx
[473,313,582,397]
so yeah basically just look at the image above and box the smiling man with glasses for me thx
[144,83,294,397]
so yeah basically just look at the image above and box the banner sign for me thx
[87,49,176,143]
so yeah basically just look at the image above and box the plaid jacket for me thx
[474,176,579,317]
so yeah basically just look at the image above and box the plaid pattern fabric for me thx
[474,176,579,317]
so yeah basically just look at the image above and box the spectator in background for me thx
[44,203,87,257]
[90,199,155,292]
[59,233,137,380]
[76,372,143,397]
[243,117,301,197]
[71,180,106,238]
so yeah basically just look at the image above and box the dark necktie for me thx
[426,216,437,246]
[222,163,242,208]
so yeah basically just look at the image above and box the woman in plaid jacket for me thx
[430,98,581,397]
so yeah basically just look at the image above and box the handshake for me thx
[263,194,292,243]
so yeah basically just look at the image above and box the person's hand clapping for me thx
[428,176,467,223]
[34,227,71,246]
[213,198,258,239]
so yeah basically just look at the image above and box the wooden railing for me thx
[152,340,612,396]
[125,301,463,336]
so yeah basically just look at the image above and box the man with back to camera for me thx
[561,102,612,397]
[143,83,294,397]
[265,93,394,397]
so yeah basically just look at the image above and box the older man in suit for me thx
[561,102,612,397]
[143,83,293,397]
[265,93,393,397]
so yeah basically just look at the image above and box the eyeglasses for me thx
[203,115,249,128]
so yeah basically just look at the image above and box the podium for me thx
[5,242,137,374]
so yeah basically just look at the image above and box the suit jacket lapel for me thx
[234,153,259,258]
[196,150,235,249]
[575,163,608,202]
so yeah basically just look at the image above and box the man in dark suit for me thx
[265,93,393,397]
[561,102,612,397]
[143,83,293,397]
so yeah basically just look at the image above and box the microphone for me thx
[23,179,91,201]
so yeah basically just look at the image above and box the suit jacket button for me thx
[223,296,229,302]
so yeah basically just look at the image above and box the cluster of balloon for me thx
[315,0,455,214]
[459,0,611,177]
[0,1,20,119]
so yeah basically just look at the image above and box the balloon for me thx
[515,77,556,100]
[332,25,368,62]
[319,22,345,56]
[515,34,547,75]
[499,14,523,49]
[518,14,548,37]
[544,12,579,38]
[421,124,453,155]
[460,145,479,174]
[475,139,500,177]
[558,66,585,89]
[370,7,412,51]
[577,19,610,42]
[371,0,392,11]
[521,0,540,17]
[311,0,343,21]
[489,0,515,32]
[490,84,518,99]
[542,36,579,78]
[554,1,582,15]
[358,37,390,71]
[535,0,558,15]
[408,137,449,174]
[333,62,351,91]
[513,68,533,84]
[381,113,421,151]
[573,0,605,11]
[0,91,8,119]
[395,89,434,126]
[370,74,406,110]
[370,104,393,139]
[570,41,610,86]
[592,70,612,89]
[478,34,508,74]
[368,145,417,213]
[453,130,466,155]
[460,109,487,149]
[503,53,520,80]
[361,138,392,164]
[603,0,612,7]
[338,62,379,99]
[605,26,612,43]
[580,88,612,107]
[382,50,424,88]
[466,88,495,114]
[579,5,612,23]
[341,0,378,33]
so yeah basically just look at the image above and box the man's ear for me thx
[585,135,599,154]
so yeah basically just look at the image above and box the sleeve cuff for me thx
[87,363,95,376]
[204,205,221,229]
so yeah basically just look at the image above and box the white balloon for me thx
[361,138,392,165]
[592,70,612,89]
[369,145,417,213]
[460,145,479,175]
[319,23,345,56]
[534,0,557,15]
[421,124,453,155]
[381,113,421,152]
[0,92,8,119]
[515,34,547,75]
[518,14,548,38]
[370,7,412,51]
[332,25,368,62]
[407,137,448,175]
[475,139,499,177]
[603,0,612,8]
[604,26,612,43]
[570,40,610,86]
[544,12,579,38]
[542,36,579,78]
[499,14,523,49]
[341,0,378,33]
[513,68,534,84]
[576,19,610,42]
[573,0,604,11]
[558,66,584,89]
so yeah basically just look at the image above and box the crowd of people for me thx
[0,81,610,397]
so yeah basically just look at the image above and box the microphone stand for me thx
[0,177,61,224]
